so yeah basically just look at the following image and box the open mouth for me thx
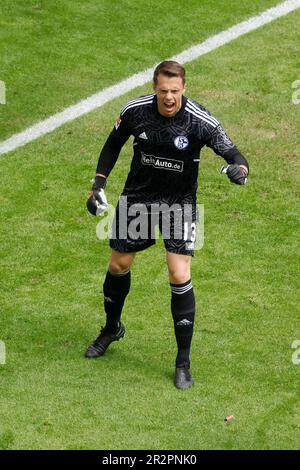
[164,102,175,112]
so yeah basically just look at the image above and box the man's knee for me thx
[109,251,135,274]
[167,253,191,284]
[168,263,191,284]
[169,271,190,284]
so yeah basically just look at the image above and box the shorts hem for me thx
[165,247,194,257]
[109,239,155,253]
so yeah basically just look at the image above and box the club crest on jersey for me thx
[174,135,189,150]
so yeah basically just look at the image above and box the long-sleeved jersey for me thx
[96,93,248,197]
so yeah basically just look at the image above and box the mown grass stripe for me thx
[0,0,299,156]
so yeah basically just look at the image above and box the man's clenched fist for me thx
[86,175,108,216]
[221,164,248,185]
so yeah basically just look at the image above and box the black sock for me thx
[170,279,195,368]
[103,270,131,332]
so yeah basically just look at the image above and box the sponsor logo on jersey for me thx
[141,152,183,172]
[114,117,122,130]
[174,135,189,150]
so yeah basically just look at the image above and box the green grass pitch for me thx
[0,0,299,449]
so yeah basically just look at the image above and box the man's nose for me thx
[166,90,173,100]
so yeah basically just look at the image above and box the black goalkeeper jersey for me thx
[96,93,248,198]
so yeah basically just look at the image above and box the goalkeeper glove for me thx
[221,164,248,185]
[86,175,108,216]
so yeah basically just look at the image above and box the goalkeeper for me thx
[85,60,249,389]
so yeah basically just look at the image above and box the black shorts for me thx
[109,192,198,256]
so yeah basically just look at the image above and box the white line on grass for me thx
[1,0,299,156]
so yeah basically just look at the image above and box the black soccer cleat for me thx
[174,365,195,389]
[85,322,125,358]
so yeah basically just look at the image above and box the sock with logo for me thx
[170,279,195,368]
[103,270,131,332]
